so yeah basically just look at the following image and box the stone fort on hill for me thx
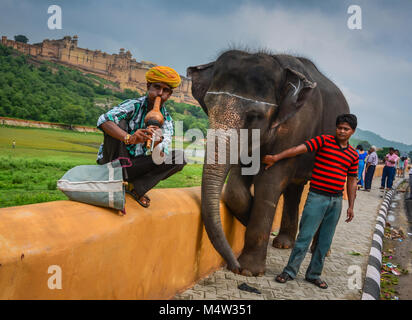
[1,35,197,106]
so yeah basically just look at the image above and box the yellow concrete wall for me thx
[0,187,247,300]
[0,184,310,300]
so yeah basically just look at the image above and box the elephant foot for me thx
[226,261,241,274]
[272,233,295,249]
[236,253,266,277]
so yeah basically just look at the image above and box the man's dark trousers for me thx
[97,120,186,197]
[364,165,376,190]
[381,166,396,189]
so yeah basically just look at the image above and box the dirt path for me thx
[396,185,412,299]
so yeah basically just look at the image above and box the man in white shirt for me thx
[364,145,378,191]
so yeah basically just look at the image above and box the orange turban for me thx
[145,66,181,89]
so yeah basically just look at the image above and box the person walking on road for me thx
[364,145,378,192]
[381,147,399,190]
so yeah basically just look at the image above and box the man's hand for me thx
[262,154,278,170]
[147,127,164,148]
[346,176,357,223]
[346,208,354,223]
[129,129,153,144]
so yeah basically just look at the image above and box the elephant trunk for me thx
[201,133,241,272]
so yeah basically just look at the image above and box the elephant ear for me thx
[187,62,215,115]
[271,67,317,129]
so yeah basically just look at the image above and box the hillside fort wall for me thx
[1,35,197,105]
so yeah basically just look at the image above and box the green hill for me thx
[352,128,412,153]
[0,43,208,134]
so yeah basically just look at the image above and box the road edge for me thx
[361,179,404,300]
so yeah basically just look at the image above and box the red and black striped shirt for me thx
[304,135,359,197]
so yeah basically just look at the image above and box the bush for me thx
[12,175,23,184]
[47,180,57,190]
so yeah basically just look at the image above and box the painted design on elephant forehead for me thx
[206,91,278,107]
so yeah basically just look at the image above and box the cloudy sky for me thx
[1,0,411,144]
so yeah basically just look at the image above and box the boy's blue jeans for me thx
[283,191,343,280]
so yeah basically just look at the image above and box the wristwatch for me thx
[124,134,131,145]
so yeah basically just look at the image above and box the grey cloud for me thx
[0,0,410,144]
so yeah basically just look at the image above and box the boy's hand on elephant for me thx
[263,155,278,170]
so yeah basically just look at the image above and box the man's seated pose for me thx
[263,114,359,289]
[96,66,186,207]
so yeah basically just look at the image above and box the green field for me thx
[0,125,203,208]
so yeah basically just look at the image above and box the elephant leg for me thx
[237,170,288,277]
[272,183,304,249]
[222,166,253,226]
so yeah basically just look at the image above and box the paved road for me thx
[175,179,385,300]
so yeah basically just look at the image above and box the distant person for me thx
[395,150,401,177]
[12,140,15,149]
[380,147,399,190]
[364,145,378,192]
[398,156,407,178]
[356,145,367,189]
[403,157,409,178]
[96,66,187,208]
[408,165,412,200]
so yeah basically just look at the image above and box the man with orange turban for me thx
[145,66,182,89]
[96,66,186,208]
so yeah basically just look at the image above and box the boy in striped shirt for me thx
[263,114,359,289]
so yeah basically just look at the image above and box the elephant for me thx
[187,50,349,276]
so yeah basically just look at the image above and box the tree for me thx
[377,147,391,160]
[60,105,86,128]
[14,35,29,43]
